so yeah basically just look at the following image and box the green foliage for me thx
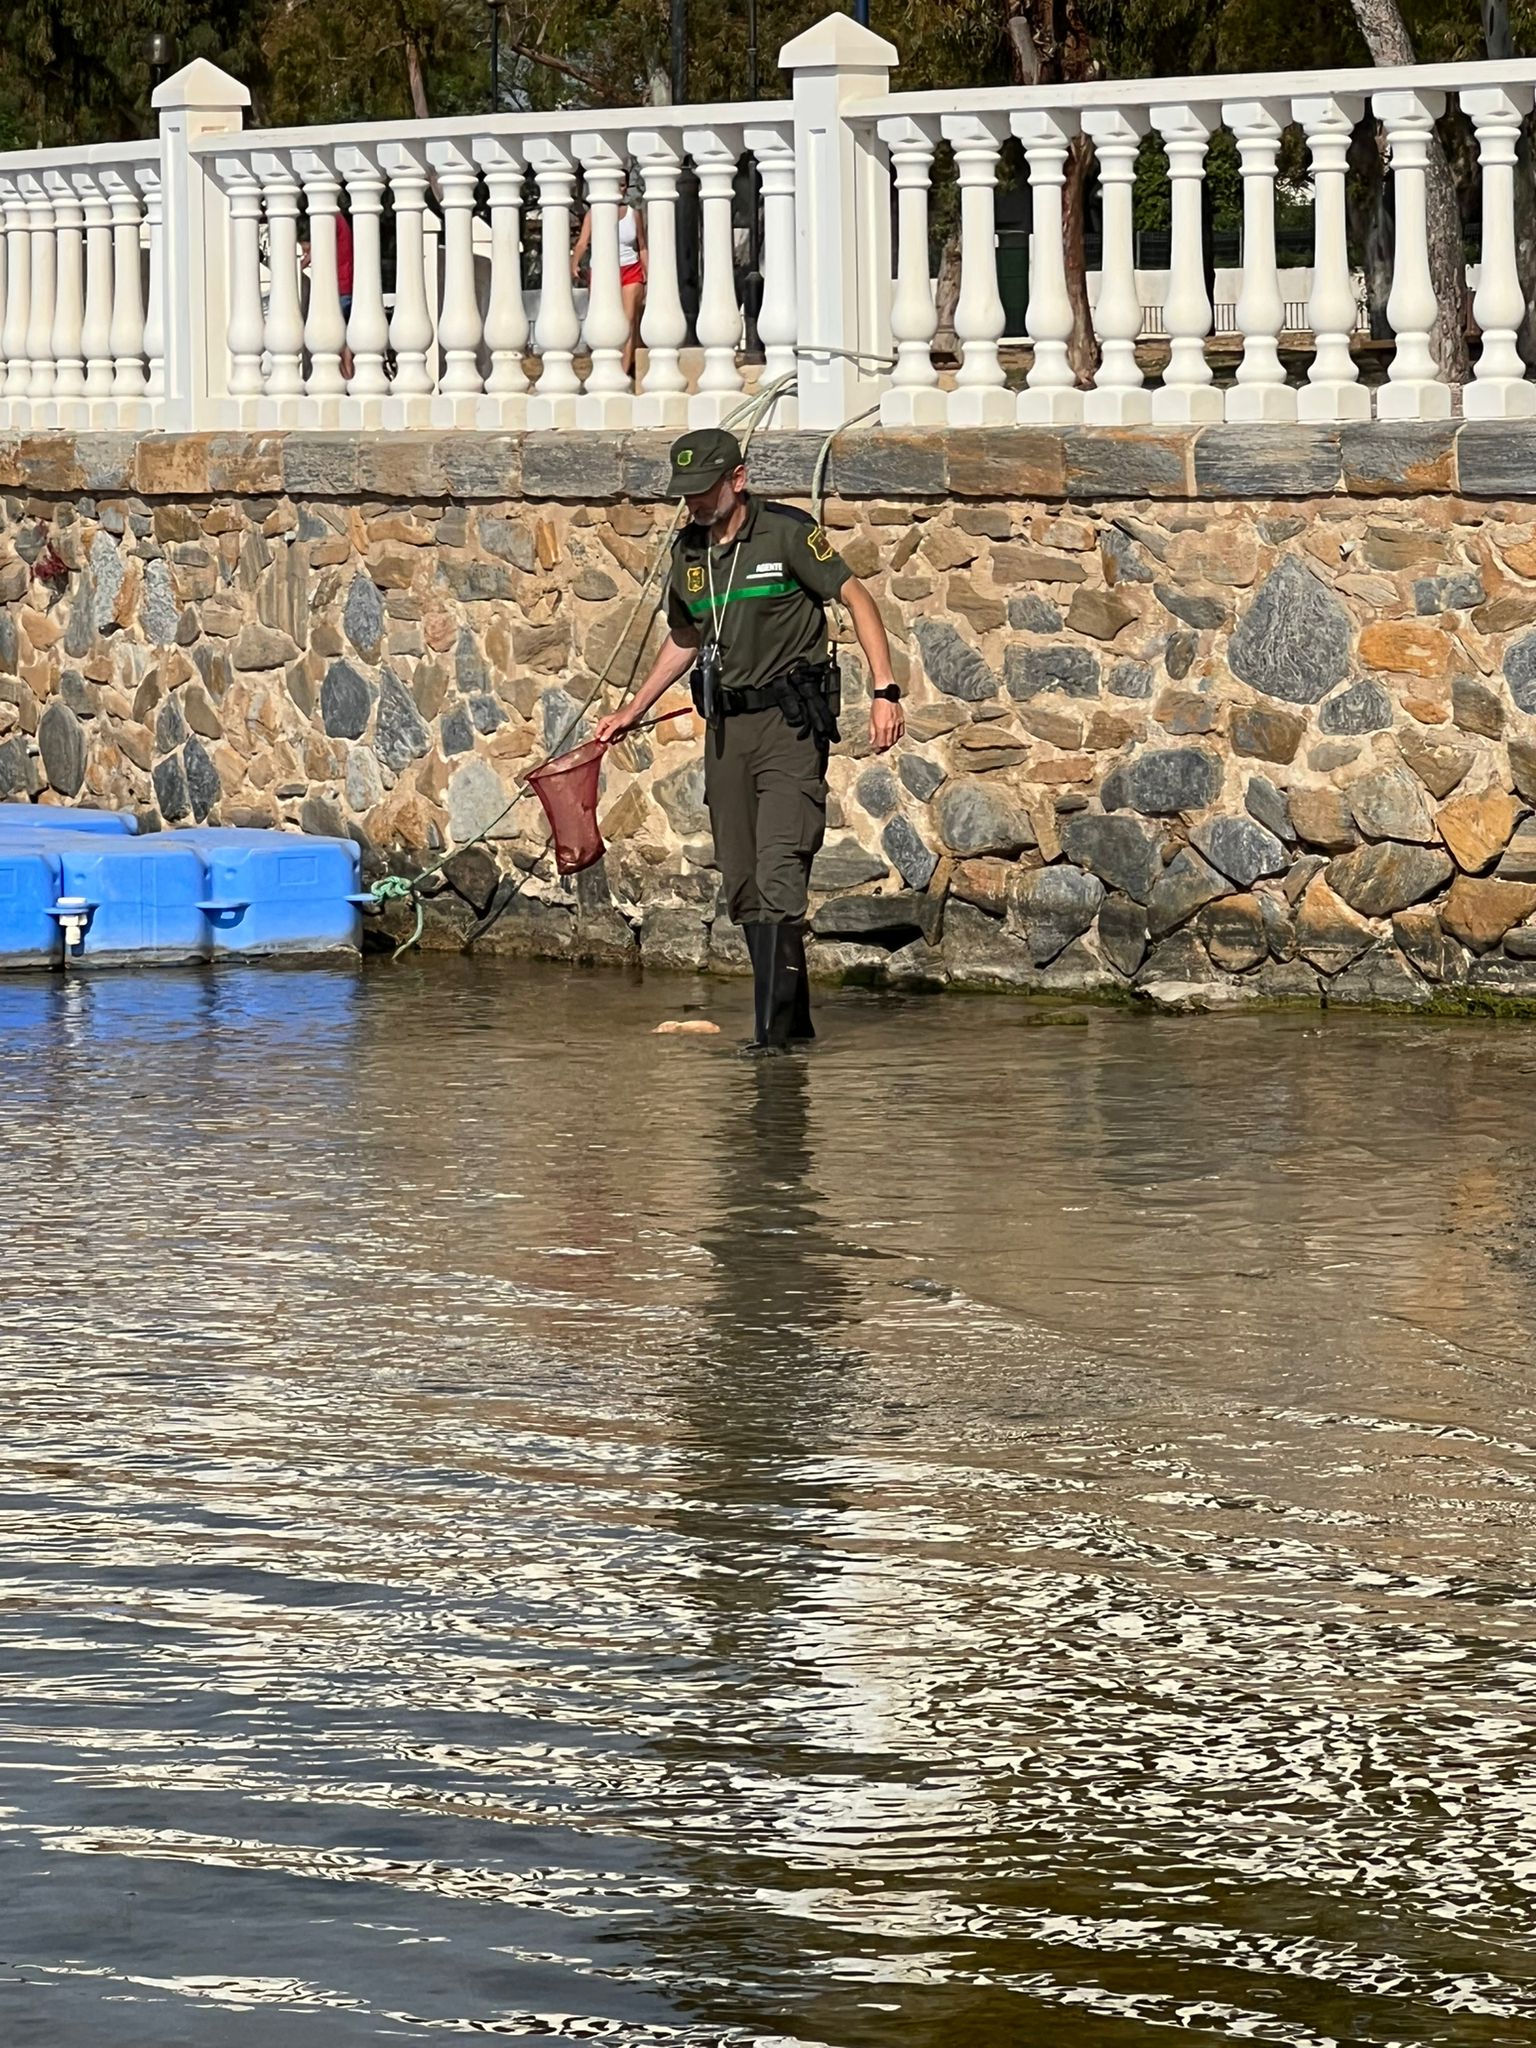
[3,0,1536,143]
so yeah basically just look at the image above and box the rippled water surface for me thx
[4,959,1536,2047]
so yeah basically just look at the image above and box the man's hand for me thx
[869,694,904,752]
[593,705,640,746]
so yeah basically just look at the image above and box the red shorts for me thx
[620,261,644,288]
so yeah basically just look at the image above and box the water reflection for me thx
[2,962,1535,2045]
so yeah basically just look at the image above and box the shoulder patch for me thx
[685,564,705,594]
[806,526,835,564]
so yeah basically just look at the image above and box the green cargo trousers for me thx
[704,707,828,925]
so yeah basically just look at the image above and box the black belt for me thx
[716,682,782,717]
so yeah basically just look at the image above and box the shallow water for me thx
[3,958,1536,2047]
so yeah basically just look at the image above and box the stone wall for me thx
[7,421,1536,1008]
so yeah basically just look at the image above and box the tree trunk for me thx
[1347,117,1394,339]
[933,232,962,362]
[1063,134,1099,384]
[1347,0,1471,384]
[404,34,431,120]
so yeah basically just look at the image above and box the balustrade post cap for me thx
[151,57,250,113]
[777,14,898,74]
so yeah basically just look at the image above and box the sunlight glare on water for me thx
[2,957,1536,2046]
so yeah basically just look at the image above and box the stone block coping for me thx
[1,421,1533,506]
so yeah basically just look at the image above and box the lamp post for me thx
[146,31,173,98]
[741,0,764,361]
[487,2,500,115]
[852,0,871,23]
[670,0,687,104]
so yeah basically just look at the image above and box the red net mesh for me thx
[526,739,609,875]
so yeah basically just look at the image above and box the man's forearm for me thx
[627,634,698,720]
[844,581,895,687]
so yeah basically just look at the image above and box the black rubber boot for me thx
[739,921,808,1056]
[741,923,772,1046]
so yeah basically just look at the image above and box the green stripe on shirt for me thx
[684,580,800,616]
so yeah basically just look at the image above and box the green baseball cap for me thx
[667,428,743,495]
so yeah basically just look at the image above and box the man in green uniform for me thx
[595,429,904,1052]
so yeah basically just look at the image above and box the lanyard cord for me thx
[705,528,745,648]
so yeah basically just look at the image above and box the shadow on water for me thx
[3,959,1536,2045]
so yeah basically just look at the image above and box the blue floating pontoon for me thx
[0,806,367,970]
[0,803,137,836]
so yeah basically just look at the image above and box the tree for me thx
[1345,0,1472,388]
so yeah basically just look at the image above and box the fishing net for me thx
[526,739,609,875]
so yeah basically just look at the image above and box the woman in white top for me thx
[572,200,648,380]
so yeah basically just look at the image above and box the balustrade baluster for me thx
[1,177,33,405]
[1223,99,1294,422]
[20,174,57,412]
[101,169,147,409]
[940,113,1012,427]
[573,132,633,427]
[72,170,114,414]
[136,164,164,405]
[743,126,799,425]
[214,157,266,418]
[527,137,582,430]
[44,171,85,421]
[877,115,943,428]
[1150,103,1222,423]
[422,209,442,392]
[1374,89,1451,421]
[473,140,530,425]
[684,126,746,426]
[251,152,303,420]
[337,146,389,421]
[1013,110,1082,424]
[1294,94,1369,422]
[378,142,434,423]
[425,143,484,417]
[629,131,688,430]
[1081,110,1151,424]
[292,149,348,419]
[1463,86,1536,419]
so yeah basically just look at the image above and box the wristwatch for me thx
[872,684,902,703]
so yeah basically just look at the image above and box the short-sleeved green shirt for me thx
[666,496,852,695]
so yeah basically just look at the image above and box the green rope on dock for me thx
[368,872,424,960]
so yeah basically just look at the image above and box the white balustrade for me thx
[630,131,689,430]
[1463,85,1536,419]
[744,124,799,424]
[1223,99,1294,422]
[1,176,32,405]
[1013,110,1082,424]
[474,139,530,424]
[44,171,85,421]
[684,125,747,426]
[251,151,304,420]
[294,149,348,419]
[1081,109,1151,424]
[878,116,943,427]
[136,164,164,403]
[3,26,1536,436]
[216,156,265,417]
[1150,102,1222,423]
[573,131,633,428]
[526,136,582,430]
[337,145,390,420]
[21,174,57,411]
[101,169,148,413]
[941,112,1013,426]
[378,142,434,423]
[73,169,116,411]
[424,139,485,424]
[1294,94,1369,422]
[1375,88,1451,421]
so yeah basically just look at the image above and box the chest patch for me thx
[748,560,783,578]
[685,565,705,594]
